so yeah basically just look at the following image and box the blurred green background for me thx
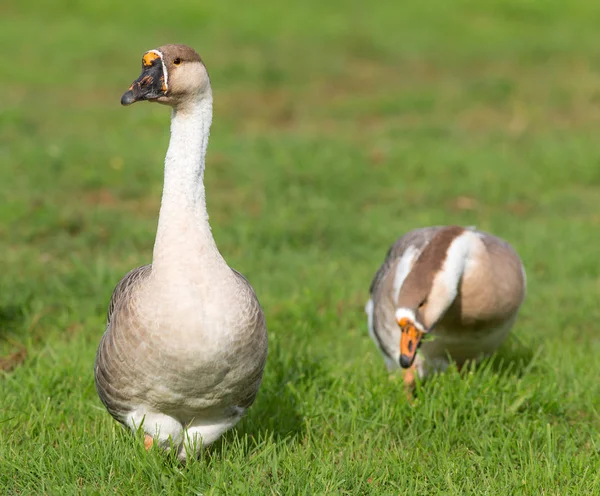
[1,0,600,493]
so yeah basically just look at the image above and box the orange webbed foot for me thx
[144,434,154,450]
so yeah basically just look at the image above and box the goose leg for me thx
[403,364,417,401]
[403,354,450,400]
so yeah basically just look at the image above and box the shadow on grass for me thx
[0,303,30,372]
[0,304,27,338]
[207,341,331,460]
[410,333,541,399]
[484,333,540,378]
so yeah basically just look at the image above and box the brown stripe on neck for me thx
[397,226,465,313]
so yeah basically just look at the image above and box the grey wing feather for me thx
[106,264,152,326]
[96,264,152,422]
[230,268,268,410]
[231,268,250,285]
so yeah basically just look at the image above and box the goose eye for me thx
[173,58,182,66]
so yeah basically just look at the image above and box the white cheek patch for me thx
[148,49,168,91]
[395,308,425,332]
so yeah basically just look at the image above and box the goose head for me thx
[395,309,427,369]
[121,44,210,108]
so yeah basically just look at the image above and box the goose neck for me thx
[152,93,226,277]
[419,231,476,328]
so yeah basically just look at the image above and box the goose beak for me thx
[397,317,423,368]
[121,52,167,106]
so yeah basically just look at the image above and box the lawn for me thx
[1,0,600,493]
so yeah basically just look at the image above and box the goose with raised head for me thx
[366,226,525,389]
[94,44,268,460]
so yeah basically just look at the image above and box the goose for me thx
[94,44,268,460]
[365,226,525,389]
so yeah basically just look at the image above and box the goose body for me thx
[94,45,268,459]
[366,226,525,384]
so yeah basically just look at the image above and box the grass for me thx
[1,0,600,493]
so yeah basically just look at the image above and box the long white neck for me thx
[420,231,476,328]
[151,91,228,281]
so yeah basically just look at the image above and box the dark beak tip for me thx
[121,90,135,106]
[399,354,414,369]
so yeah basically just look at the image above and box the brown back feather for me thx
[397,226,465,312]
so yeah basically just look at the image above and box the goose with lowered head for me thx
[94,44,268,460]
[366,226,525,390]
